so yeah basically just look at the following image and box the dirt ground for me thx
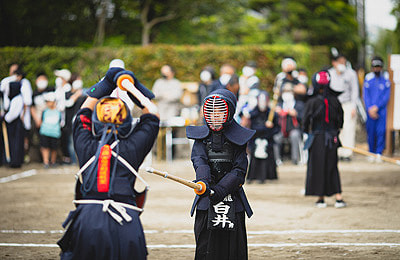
[0,154,400,259]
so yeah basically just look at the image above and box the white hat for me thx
[109,59,125,69]
[54,69,72,81]
[44,92,56,102]
[281,58,297,71]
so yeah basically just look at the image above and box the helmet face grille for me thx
[203,95,228,131]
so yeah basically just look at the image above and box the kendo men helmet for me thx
[203,89,236,131]
[92,96,136,138]
[311,70,331,95]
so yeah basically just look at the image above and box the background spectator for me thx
[38,92,61,168]
[328,54,359,161]
[363,56,391,162]
[152,65,182,122]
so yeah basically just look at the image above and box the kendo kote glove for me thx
[87,67,124,99]
[209,184,226,203]
[113,70,155,109]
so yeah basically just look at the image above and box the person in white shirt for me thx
[0,70,25,167]
[328,55,359,161]
[152,65,183,122]
[54,69,71,163]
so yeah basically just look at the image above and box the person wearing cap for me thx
[328,54,359,161]
[58,67,159,259]
[363,56,391,162]
[302,70,346,208]
[37,92,62,168]
[274,57,307,98]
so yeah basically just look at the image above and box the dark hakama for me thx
[247,107,280,182]
[305,133,342,196]
[6,118,25,168]
[58,205,147,260]
[302,88,344,197]
[194,210,247,260]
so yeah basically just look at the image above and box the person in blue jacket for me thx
[363,56,391,161]
[58,67,159,260]
[186,88,255,260]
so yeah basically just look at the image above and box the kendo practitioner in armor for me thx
[245,91,280,183]
[186,89,255,260]
[302,70,346,208]
[57,67,159,259]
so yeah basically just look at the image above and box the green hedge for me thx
[0,44,329,91]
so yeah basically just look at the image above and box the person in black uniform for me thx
[58,67,159,259]
[246,91,280,183]
[186,89,255,260]
[302,70,346,208]
[0,69,25,168]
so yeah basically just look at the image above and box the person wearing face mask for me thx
[152,65,182,122]
[273,84,305,165]
[54,69,72,164]
[198,66,217,107]
[245,91,280,183]
[61,73,85,164]
[363,56,391,163]
[31,73,55,128]
[30,73,55,161]
[328,54,359,161]
[239,61,260,96]
[274,57,307,99]
[236,62,260,124]
[209,63,236,94]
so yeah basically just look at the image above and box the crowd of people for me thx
[0,55,392,172]
[0,64,86,168]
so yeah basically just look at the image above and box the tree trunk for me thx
[142,24,150,46]
[140,0,175,46]
[94,0,107,46]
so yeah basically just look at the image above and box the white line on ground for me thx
[0,243,399,248]
[2,229,400,235]
[0,170,37,184]
[247,229,400,235]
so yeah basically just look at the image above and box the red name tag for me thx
[97,144,111,192]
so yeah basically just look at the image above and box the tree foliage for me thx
[249,0,359,61]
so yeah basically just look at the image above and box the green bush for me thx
[0,44,329,91]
